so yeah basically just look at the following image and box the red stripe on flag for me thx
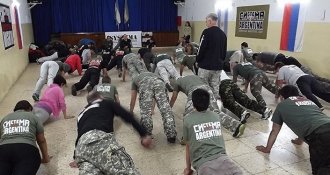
[280,3,292,50]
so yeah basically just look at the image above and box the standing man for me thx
[256,85,330,175]
[197,13,227,99]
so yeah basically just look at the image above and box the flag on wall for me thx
[280,3,307,52]
[217,9,228,35]
[115,0,121,30]
[124,0,129,26]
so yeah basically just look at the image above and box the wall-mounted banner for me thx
[105,31,142,47]
[0,3,14,50]
[235,5,270,39]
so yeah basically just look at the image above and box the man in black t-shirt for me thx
[120,34,132,54]
[72,91,152,174]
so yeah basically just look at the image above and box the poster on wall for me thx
[0,3,14,50]
[235,5,270,39]
[105,31,142,47]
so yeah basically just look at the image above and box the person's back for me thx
[183,89,242,175]
[273,95,330,139]
[278,65,307,85]
[233,62,263,81]
[65,54,82,75]
[40,84,66,118]
[174,75,205,95]
[197,26,227,70]
[258,52,278,65]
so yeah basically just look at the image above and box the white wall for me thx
[178,0,330,23]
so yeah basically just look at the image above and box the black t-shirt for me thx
[76,100,147,146]
[120,39,132,50]
[196,26,227,70]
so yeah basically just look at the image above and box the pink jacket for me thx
[39,84,66,118]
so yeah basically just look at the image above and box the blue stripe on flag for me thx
[288,3,300,52]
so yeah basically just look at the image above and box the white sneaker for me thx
[240,110,250,124]
[262,107,272,120]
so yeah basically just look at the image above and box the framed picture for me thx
[0,3,14,50]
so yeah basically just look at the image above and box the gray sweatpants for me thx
[155,59,180,84]
[197,154,243,175]
[34,61,59,95]
[33,107,50,124]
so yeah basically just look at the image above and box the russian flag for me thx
[280,3,307,52]
[217,9,228,35]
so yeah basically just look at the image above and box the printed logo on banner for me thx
[105,31,142,48]
[0,3,14,50]
[235,5,270,39]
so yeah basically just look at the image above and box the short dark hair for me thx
[279,85,300,99]
[53,74,67,86]
[241,42,248,48]
[192,89,210,112]
[274,62,285,70]
[206,13,218,21]
[252,53,259,61]
[14,100,33,112]
[102,76,111,84]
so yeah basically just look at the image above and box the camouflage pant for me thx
[184,85,240,133]
[219,80,266,118]
[250,73,278,107]
[127,59,148,79]
[138,76,177,138]
[155,59,180,84]
[198,68,221,99]
[75,130,140,175]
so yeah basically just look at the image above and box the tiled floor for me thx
[0,48,329,175]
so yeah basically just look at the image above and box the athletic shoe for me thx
[118,69,123,78]
[179,137,186,145]
[32,93,39,101]
[165,83,174,92]
[232,124,246,138]
[71,85,77,96]
[86,85,93,92]
[167,137,176,143]
[320,107,325,111]
[261,107,272,120]
[240,111,250,124]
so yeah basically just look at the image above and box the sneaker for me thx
[232,124,246,138]
[320,107,325,111]
[179,137,186,145]
[261,107,273,120]
[86,85,93,92]
[167,137,176,143]
[32,93,39,101]
[165,83,174,92]
[118,69,123,78]
[71,85,77,96]
[240,111,250,124]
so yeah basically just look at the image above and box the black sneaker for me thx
[165,83,174,92]
[167,137,176,143]
[71,85,77,96]
[32,93,39,101]
[320,107,325,111]
[86,85,93,92]
[261,107,272,120]
[179,137,186,145]
[240,111,250,124]
[232,124,246,138]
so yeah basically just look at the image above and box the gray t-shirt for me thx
[259,52,278,65]
[176,47,186,63]
[278,65,307,85]
[241,48,253,61]
[173,75,205,95]
[0,110,44,148]
[183,110,226,169]
[272,96,330,139]
[181,55,196,70]
[94,83,118,102]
